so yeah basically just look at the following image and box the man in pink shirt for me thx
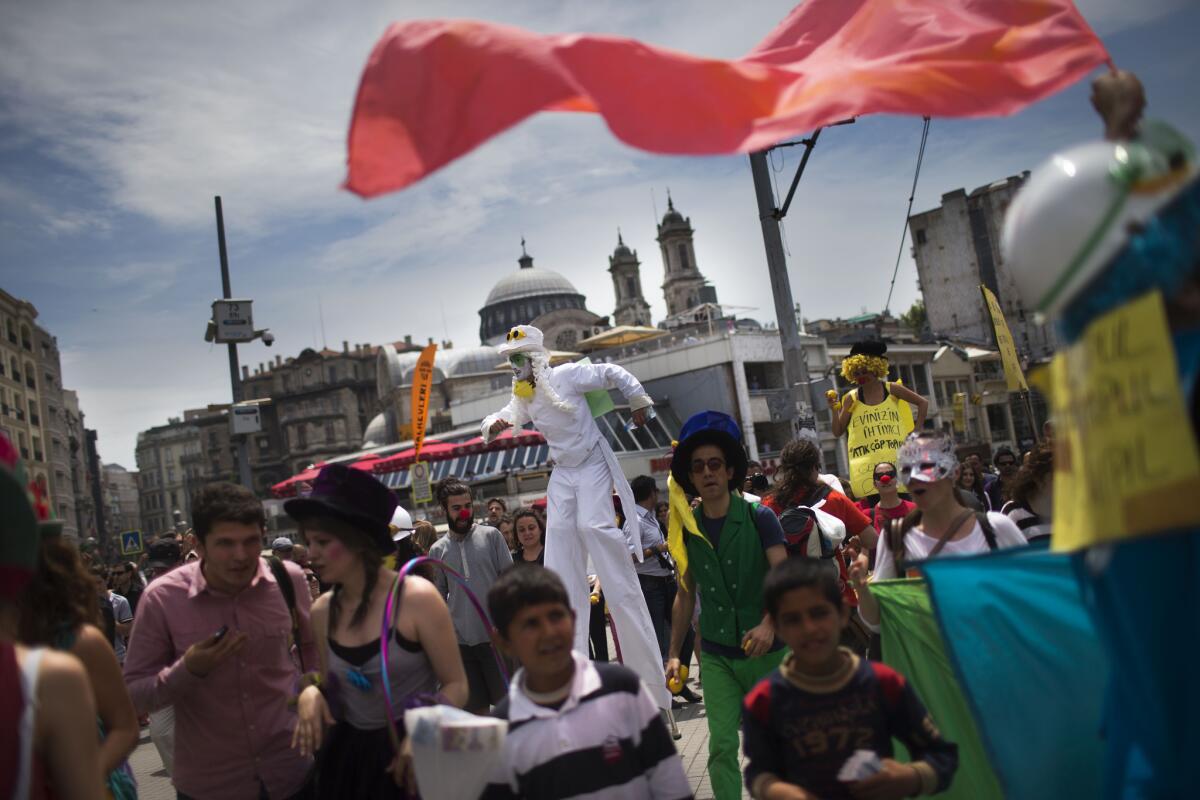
[124,482,317,800]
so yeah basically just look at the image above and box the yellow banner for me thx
[953,392,966,433]
[1051,291,1200,551]
[410,343,437,459]
[980,286,1029,392]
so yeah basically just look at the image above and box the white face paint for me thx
[509,354,533,382]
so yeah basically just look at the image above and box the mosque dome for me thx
[478,244,591,345]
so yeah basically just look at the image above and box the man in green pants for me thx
[665,411,789,800]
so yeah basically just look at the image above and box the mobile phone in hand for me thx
[212,625,229,643]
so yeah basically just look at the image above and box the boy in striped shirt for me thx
[483,567,692,800]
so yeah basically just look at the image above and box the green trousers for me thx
[700,647,788,800]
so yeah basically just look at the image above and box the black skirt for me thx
[314,720,405,799]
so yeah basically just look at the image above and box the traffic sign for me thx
[231,402,263,434]
[211,299,255,343]
[411,461,432,505]
[120,530,144,556]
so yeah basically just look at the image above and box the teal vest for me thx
[685,495,769,649]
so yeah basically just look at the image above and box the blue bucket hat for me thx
[670,411,748,496]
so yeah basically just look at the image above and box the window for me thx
[24,362,34,390]
[911,363,931,397]
[10,359,19,382]
[328,367,337,383]
[166,465,175,483]
[297,425,307,449]
[5,320,15,345]
[325,420,336,442]
[626,277,636,297]
[20,326,31,351]
[915,228,927,245]
[677,243,690,272]
[258,436,270,451]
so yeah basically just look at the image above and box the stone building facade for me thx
[102,463,142,538]
[0,289,95,540]
[908,174,1056,360]
[135,415,201,537]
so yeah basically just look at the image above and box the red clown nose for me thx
[457,509,472,522]
[879,475,892,485]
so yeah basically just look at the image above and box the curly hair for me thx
[298,516,382,630]
[435,478,472,511]
[768,439,824,508]
[1009,442,1054,507]
[18,536,102,646]
[840,354,889,382]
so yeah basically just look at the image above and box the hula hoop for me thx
[379,556,510,737]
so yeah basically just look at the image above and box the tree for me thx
[900,299,927,336]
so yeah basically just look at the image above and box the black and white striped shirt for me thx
[482,653,692,799]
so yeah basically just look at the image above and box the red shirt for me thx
[123,559,317,800]
[762,490,872,607]
[866,499,917,534]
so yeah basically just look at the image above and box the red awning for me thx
[349,455,383,471]
[373,440,460,474]
[270,463,325,499]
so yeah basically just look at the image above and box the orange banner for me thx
[411,344,437,459]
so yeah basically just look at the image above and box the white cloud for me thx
[2,0,1197,468]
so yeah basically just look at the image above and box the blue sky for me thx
[1,0,1197,468]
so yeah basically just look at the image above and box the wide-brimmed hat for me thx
[670,411,748,496]
[284,464,397,554]
[497,325,546,357]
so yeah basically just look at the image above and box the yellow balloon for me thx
[679,665,689,682]
[667,676,683,694]
[589,594,600,606]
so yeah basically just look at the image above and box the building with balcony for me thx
[135,416,201,537]
[0,288,96,540]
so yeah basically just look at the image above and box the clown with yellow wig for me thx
[828,340,929,498]
[481,324,670,710]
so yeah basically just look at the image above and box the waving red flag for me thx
[345,0,1108,197]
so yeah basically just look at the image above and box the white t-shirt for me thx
[871,511,1026,582]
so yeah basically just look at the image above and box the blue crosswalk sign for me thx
[120,530,143,555]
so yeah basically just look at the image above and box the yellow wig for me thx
[840,353,889,382]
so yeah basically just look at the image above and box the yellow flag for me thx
[1051,291,1200,551]
[410,344,437,459]
[666,474,704,592]
[980,286,1029,392]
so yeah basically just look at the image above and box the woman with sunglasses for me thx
[287,465,467,799]
[851,432,1027,631]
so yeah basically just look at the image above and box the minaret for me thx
[608,230,652,327]
[657,193,715,317]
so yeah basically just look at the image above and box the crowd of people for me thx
[2,333,1059,800]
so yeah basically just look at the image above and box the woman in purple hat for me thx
[287,464,467,798]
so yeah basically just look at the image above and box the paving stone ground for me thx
[129,652,749,799]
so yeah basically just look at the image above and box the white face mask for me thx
[509,354,533,382]
[897,433,958,485]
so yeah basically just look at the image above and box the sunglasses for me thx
[690,458,727,475]
[505,328,527,342]
[874,470,897,481]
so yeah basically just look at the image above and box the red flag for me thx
[345,0,1108,197]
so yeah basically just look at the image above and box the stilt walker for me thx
[482,325,671,709]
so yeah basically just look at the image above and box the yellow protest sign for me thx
[953,392,966,433]
[980,286,1029,392]
[1051,291,1200,551]
[845,389,914,497]
[410,343,437,459]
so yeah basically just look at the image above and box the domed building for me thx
[478,243,609,351]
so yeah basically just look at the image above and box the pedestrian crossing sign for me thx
[120,530,143,556]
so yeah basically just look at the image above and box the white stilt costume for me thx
[483,325,670,709]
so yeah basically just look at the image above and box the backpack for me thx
[267,556,306,672]
[886,510,998,573]
[779,484,847,559]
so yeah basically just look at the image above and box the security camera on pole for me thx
[206,196,275,491]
